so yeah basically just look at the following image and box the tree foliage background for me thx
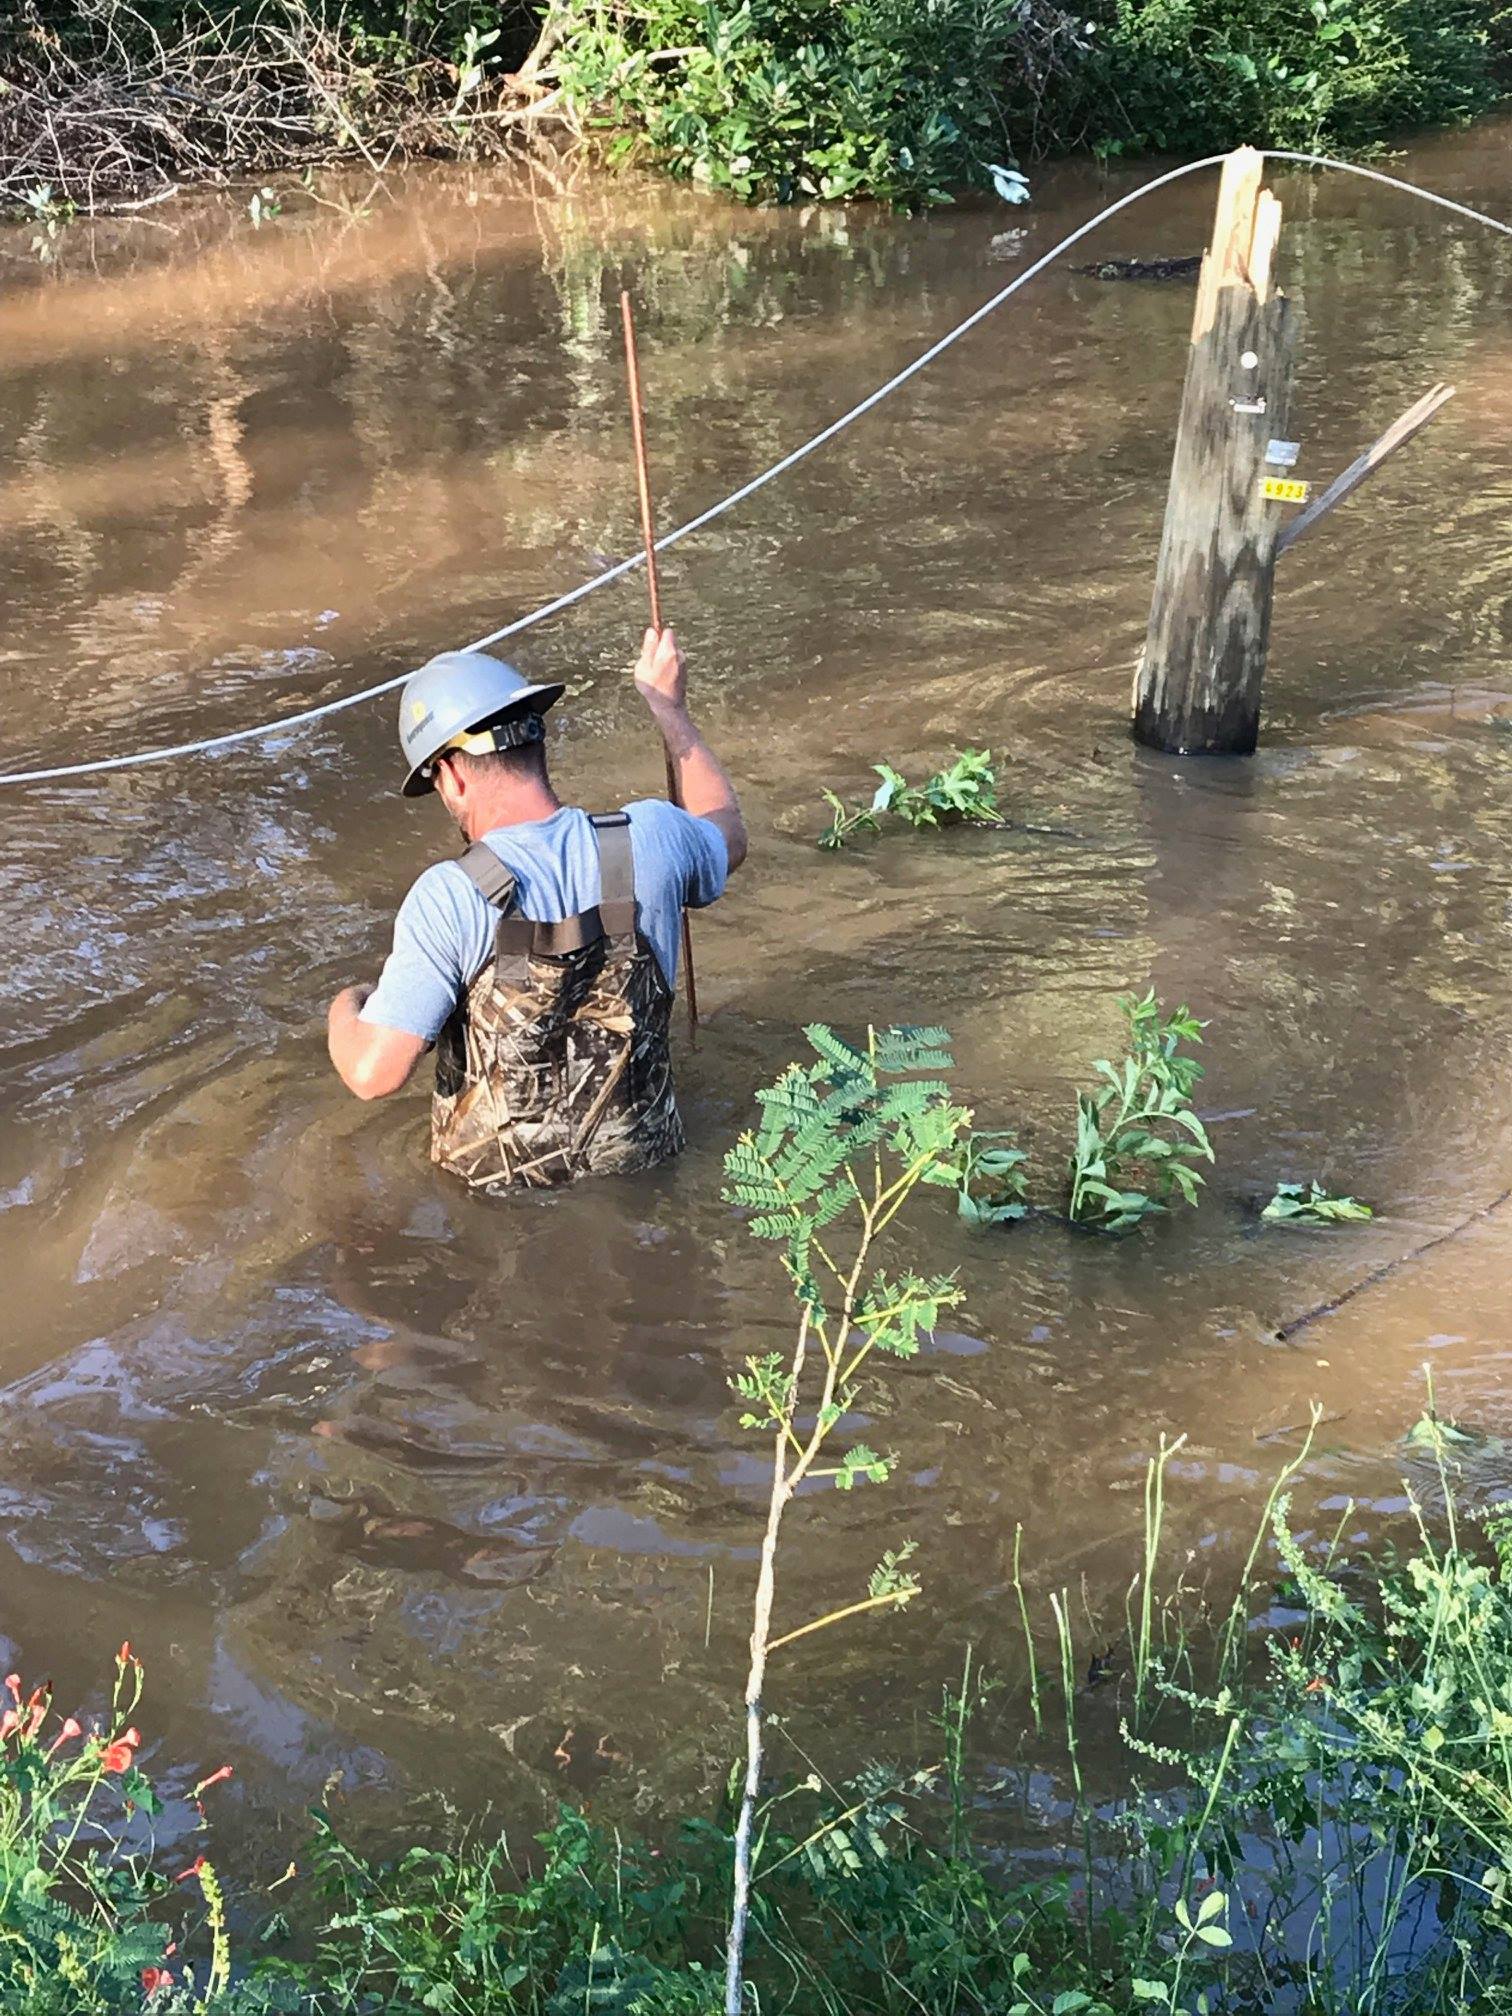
[6,0,1511,212]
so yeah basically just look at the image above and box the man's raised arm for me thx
[633,627,748,872]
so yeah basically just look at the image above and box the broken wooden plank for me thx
[1277,382,1457,555]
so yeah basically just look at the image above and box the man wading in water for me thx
[326,627,746,1189]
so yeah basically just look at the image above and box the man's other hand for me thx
[328,984,425,1100]
[634,626,687,713]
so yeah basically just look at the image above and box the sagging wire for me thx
[0,149,1507,788]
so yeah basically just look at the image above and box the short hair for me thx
[450,738,549,786]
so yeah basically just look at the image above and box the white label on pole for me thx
[1240,350,1260,369]
[1232,398,1267,416]
[1267,439,1301,467]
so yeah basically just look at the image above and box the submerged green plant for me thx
[1404,1410,1482,1454]
[1262,1178,1374,1224]
[948,1129,1030,1226]
[22,182,76,263]
[1074,0,1499,161]
[1067,992,1213,1232]
[720,1022,970,2014]
[817,789,881,852]
[818,750,1003,848]
[872,748,1002,829]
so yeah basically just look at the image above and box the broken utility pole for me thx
[1133,147,1296,756]
[1132,151,1459,757]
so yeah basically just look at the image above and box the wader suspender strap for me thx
[457,841,517,906]
[454,818,637,960]
[588,812,636,944]
[455,841,535,962]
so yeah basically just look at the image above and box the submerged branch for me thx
[767,1586,915,1654]
[1276,1184,1512,1342]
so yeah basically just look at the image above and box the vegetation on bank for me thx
[8,1408,1512,2013]
[537,0,1512,203]
[4,1030,1511,2014]
[4,0,1511,218]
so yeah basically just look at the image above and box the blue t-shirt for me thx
[362,801,726,1043]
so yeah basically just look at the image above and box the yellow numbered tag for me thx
[1263,476,1310,504]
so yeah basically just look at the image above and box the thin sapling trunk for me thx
[720,1024,970,2013]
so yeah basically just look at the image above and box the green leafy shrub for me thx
[1068,992,1214,1232]
[1069,0,1501,155]
[545,0,1504,203]
[1494,6,1512,87]
[15,0,1509,223]
[552,0,1036,206]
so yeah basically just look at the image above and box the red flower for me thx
[101,1730,140,1774]
[174,1855,207,1884]
[17,1685,51,1741]
[0,1710,17,1742]
[3,1675,18,1702]
[194,1764,234,1797]
[117,1642,133,1667]
[46,1717,82,1759]
[141,1965,174,1996]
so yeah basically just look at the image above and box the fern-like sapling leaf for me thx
[803,1022,873,1083]
[835,1445,893,1491]
[869,1540,920,1600]
[872,1026,955,1075]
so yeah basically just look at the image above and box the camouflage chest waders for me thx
[430,813,684,1191]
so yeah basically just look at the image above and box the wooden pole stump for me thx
[1133,148,1297,756]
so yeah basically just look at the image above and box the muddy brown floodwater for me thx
[0,127,1510,1850]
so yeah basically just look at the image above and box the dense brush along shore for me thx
[4,0,1509,218]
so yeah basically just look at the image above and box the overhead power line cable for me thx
[1,150,1507,788]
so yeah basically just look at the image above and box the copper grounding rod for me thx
[620,287,699,1040]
